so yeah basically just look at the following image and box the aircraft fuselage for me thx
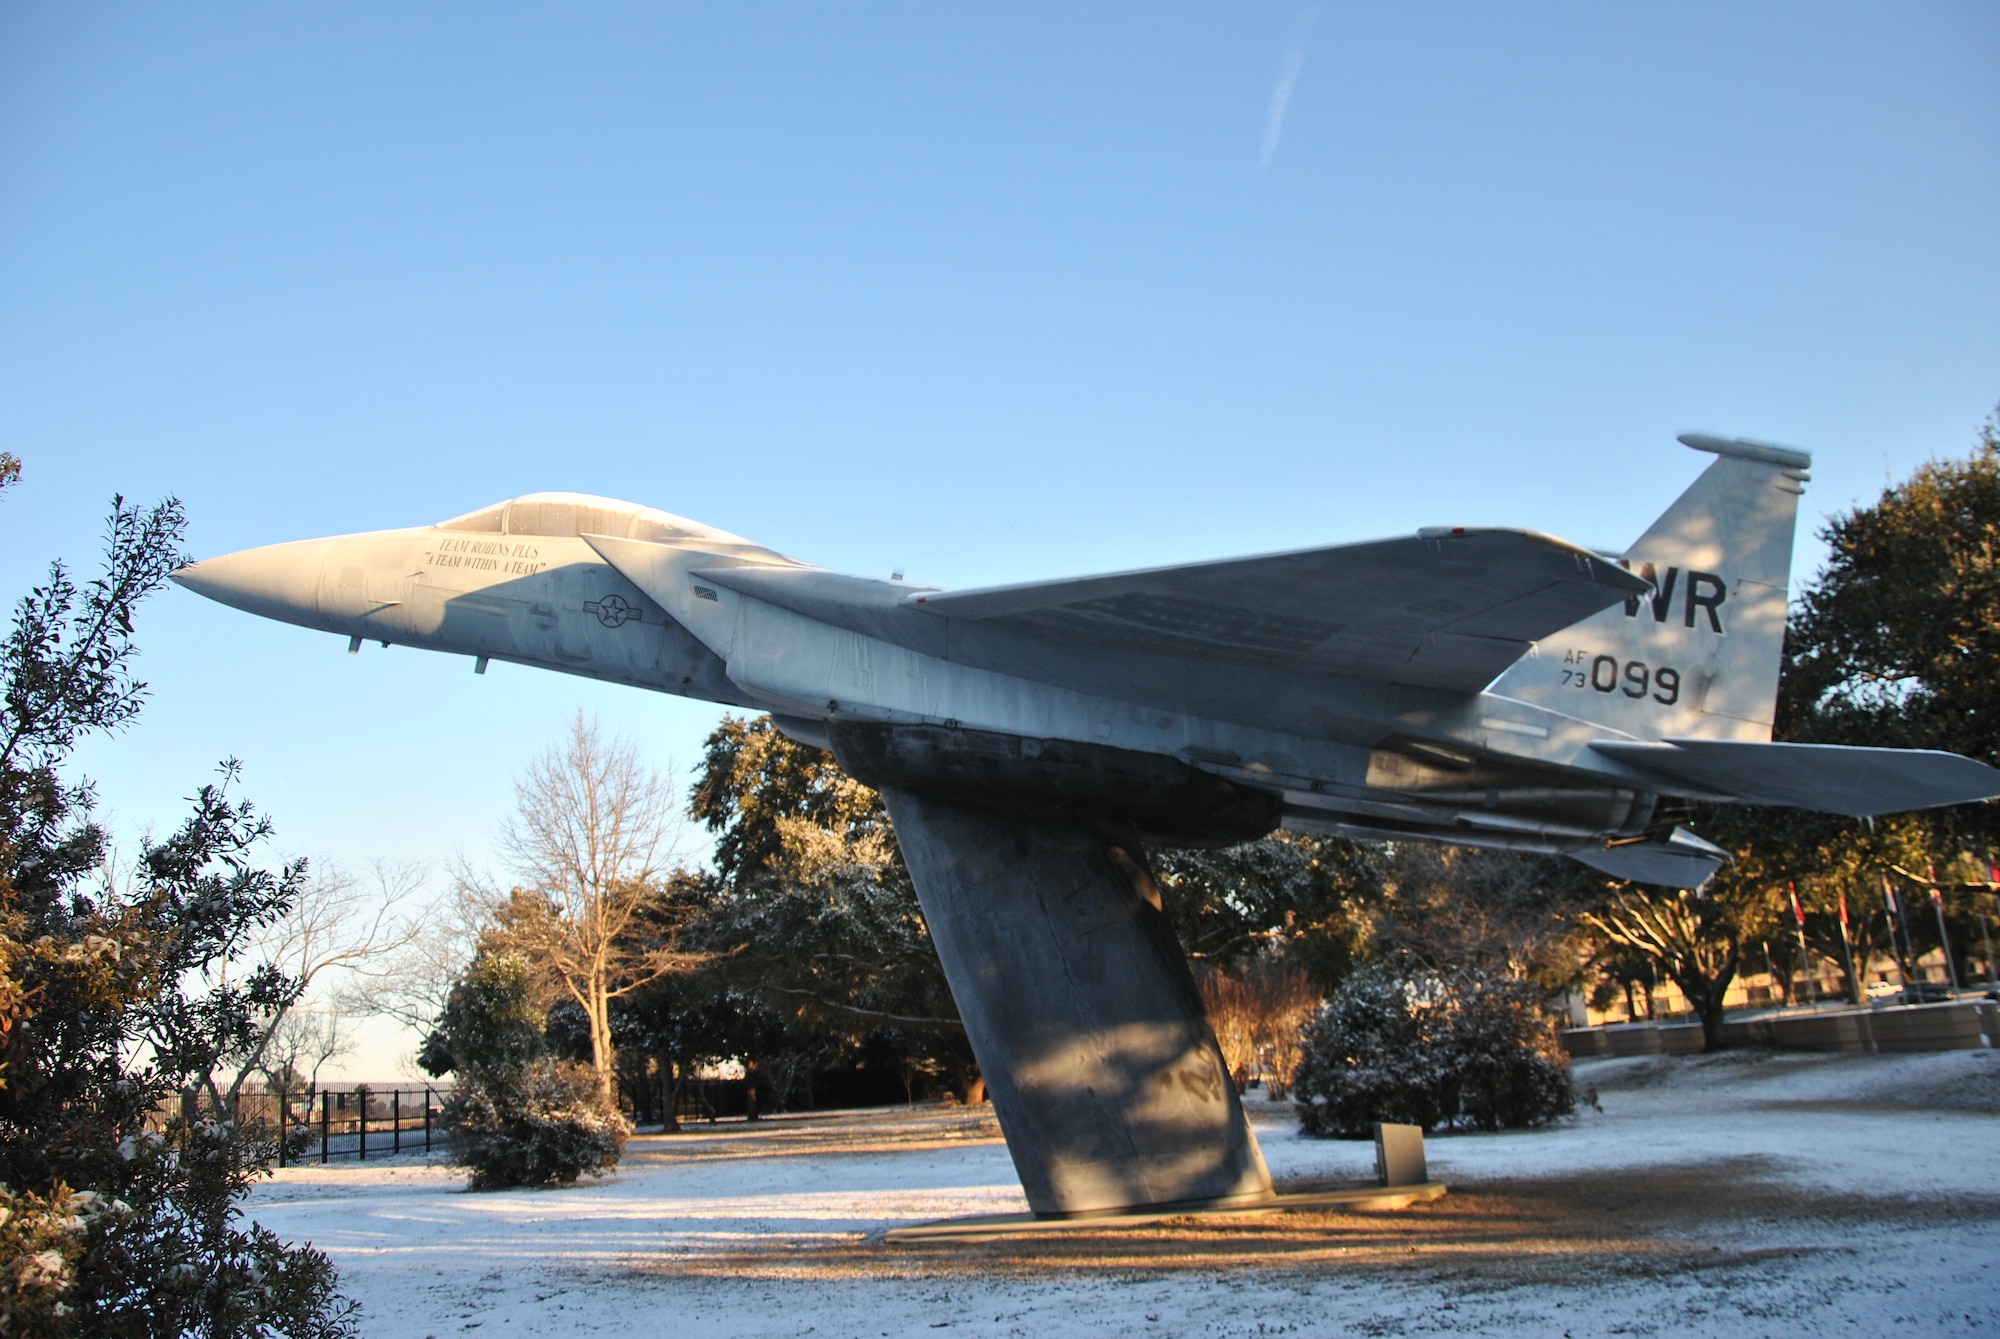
[182,514,1659,855]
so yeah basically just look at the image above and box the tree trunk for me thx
[586,976,616,1106]
[660,1054,682,1133]
[1695,992,1729,1051]
[1675,957,1739,1052]
[944,1053,986,1105]
[627,1055,652,1125]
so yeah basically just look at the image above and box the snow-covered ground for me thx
[248,1049,2000,1337]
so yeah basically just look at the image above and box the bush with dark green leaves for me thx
[434,954,626,1190]
[0,478,358,1337]
[1294,963,1578,1138]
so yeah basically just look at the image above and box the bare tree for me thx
[1242,953,1319,1099]
[1196,968,1260,1092]
[205,858,421,1111]
[1196,952,1320,1097]
[1372,845,1599,986]
[257,1008,351,1108]
[487,713,702,1098]
[362,865,491,1041]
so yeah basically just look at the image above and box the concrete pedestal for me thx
[881,787,1273,1217]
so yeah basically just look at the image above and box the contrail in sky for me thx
[1260,12,1317,172]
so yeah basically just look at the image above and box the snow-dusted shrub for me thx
[1435,972,1578,1133]
[435,953,628,1190]
[1293,963,1575,1138]
[440,1058,626,1191]
[1293,964,1448,1137]
[0,1184,105,1334]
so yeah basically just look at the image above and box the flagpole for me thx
[1884,874,1915,992]
[1928,865,1959,995]
[1788,883,1817,1010]
[1986,864,1999,990]
[1837,892,1860,1006]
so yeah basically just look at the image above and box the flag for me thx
[1789,882,1805,927]
[1838,893,1849,930]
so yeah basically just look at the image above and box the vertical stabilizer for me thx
[1490,434,1809,741]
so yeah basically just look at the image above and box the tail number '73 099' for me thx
[1559,655,1680,705]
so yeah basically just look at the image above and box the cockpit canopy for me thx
[436,492,771,554]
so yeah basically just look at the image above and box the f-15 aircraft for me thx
[175,434,2000,1219]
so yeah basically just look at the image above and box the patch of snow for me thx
[251,1053,2000,1337]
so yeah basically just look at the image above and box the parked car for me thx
[1864,981,1901,999]
[1898,982,1953,1004]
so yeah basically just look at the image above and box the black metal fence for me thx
[265,1085,450,1166]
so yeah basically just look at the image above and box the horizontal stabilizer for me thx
[1591,738,2000,817]
[1570,827,1728,888]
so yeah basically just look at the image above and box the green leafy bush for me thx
[1294,963,1577,1138]
[0,489,359,1337]
[435,954,626,1190]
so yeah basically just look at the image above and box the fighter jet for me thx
[174,434,2000,1218]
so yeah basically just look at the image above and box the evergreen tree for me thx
[687,717,978,1101]
[1152,830,1380,986]
[1783,409,2000,770]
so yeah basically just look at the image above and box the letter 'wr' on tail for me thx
[1490,433,1810,742]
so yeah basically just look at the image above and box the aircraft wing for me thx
[902,528,1650,692]
[1591,738,2000,817]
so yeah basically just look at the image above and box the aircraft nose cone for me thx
[171,539,332,626]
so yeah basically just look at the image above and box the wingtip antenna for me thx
[1677,432,1812,471]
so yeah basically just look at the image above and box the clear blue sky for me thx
[5,3,1997,902]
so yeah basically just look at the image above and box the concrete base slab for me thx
[881,1182,1448,1243]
